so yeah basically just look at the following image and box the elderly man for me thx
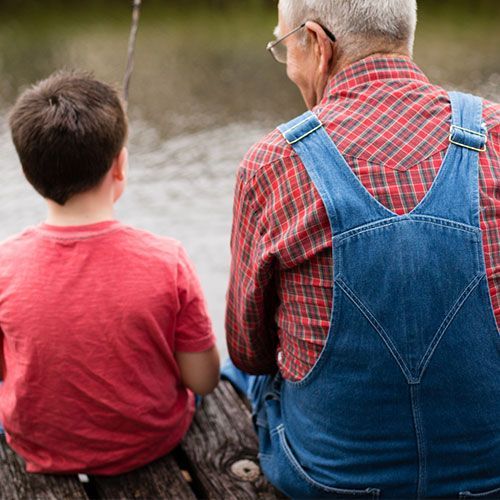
[224,0,499,498]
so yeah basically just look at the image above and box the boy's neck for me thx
[45,193,115,227]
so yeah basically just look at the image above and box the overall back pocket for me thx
[275,424,381,498]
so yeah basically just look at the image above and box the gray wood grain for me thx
[1,383,282,499]
[92,453,195,500]
[181,380,282,499]
[0,435,87,500]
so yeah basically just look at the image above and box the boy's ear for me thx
[112,147,128,182]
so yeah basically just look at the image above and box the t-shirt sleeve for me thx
[0,327,4,381]
[174,245,216,353]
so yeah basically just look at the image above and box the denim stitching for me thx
[286,123,323,145]
[290,124,395,233]
[277,426,381,496]
[409,216,479,233]
[270,423,283,437]
[281,113,317,136]
[476,228,500,334]
[285,252,344,389]
[297,139,341,228]
[284,323,335,389]
[410,385,427,499]
[411,143,461,218]
[474,230,483,274]
[458,486,500,498]
[337,278,414,384]
[335,215,479,246]
[417,273,485,381]
[334,217,399,245]
[313,176,340,228]
[313,127,396,222]
[471,153,481,228]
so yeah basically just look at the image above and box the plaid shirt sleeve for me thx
[481,101,500,320]
[225,151,280,375]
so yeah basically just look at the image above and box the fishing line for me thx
[123,0,142,109]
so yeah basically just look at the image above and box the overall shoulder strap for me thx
[412,92,486,227]
[278,111,394,236]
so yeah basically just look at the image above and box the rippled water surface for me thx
[0,2,499,353]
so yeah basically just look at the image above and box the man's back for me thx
[269,90,499,497]
[226,56,499,380]
[0,221,214,474]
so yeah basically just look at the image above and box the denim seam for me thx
[410,385,427,499]
[410,216,479,233]
[334,217,398,245]
[335,216,479,246]
[296,141,341,230]
[416,273,485,381]
[292,124,395,233]
[471,154,481,228]
[314,125,396,221]
[410,145,456,217]
[337,277,414,384]
[313,176,340,230]
[286,123,323,145]
[284,249,343,389]
[277,426,381,496]
[458,486,500,498]
[281,113,318,138]
[475,225,500,333]
[270,423,283,437]
[285,322,335,389]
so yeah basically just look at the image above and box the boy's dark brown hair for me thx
[9,70,128,205]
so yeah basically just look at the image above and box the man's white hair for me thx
[279,0,417,56]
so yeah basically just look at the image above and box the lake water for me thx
[0,2,498,355]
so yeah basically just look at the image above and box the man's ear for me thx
[305,21,335,73]
[112,147,128,182]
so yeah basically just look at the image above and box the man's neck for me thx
[333,50,410,77]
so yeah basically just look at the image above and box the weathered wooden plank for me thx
[92,452,195,500]
[181,380,282,499]
[0,435,87,500]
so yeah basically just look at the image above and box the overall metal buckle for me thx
[449,125,488,152]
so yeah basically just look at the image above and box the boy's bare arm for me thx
[175,346,220,396]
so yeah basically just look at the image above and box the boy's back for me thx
[0,220,214,474]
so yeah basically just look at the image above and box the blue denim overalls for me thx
[223,92,500,498]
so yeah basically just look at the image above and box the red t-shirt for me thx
[0,220,215,474]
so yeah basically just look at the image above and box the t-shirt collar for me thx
[37,220,121,239]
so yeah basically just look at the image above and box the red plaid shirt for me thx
[226,56,500,381]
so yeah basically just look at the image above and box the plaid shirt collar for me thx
[321,55,430,99]
[315,55,448,170]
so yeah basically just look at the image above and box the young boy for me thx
[0,71,220,475]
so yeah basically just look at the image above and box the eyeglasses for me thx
[266,22,336,64]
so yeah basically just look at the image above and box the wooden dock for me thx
[0,381,282,499]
